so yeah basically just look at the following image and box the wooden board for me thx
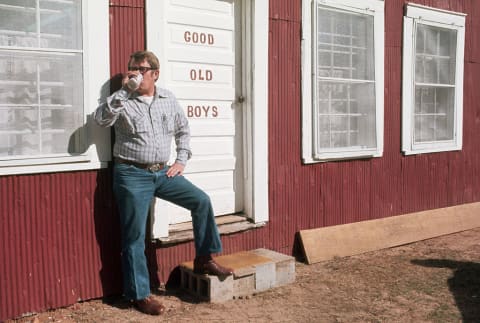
[299,202,480,264]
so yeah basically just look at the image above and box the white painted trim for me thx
[402,4,466,155]
[302,0,384,163]
[301,0,314,164]
[0,162,108,176]
[315,0,384,12]
[405,3,466,26]
[0,0,111,176]
[146,0,169,88]
[249,0,269,223]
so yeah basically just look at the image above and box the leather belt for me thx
[114,157,167,172]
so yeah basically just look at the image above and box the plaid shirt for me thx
[94,86,191,165]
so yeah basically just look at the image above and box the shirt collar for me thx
[130,86,170,100]
[155,87,170,98]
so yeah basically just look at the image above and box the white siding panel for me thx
[184,156,235,173]
[169,63,234,85]
[190,137,234,156]
[189,121,235,136]
[170,0,233,15]
[168,10,233,29]
[180,100,234,120]
[171,85,235,100]
[169,24,233,50]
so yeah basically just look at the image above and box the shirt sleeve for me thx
[173,99,192,165]
[94,88,130,127]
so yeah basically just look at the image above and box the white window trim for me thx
[302,0,384,163]
[146,0,269,238]
[402,3,466,155]
[0,1,111,176]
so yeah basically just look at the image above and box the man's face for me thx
[127,59,159,95]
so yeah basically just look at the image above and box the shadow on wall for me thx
[411,259,480,322]
[67,74,161,298]
[76,74,125,296]
[67,73,123,155]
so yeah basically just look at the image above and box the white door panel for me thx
[169,25,233,50]
[169,63,234,86]
[187,171,234,190]
[190,137,234,156]
[170,0,233,14]
[184,156,235,173]
[171,86,235,100]
[180,100,234,119]
[168,11,234,29]
[168,48,234,65]
[189,122,235,137]
[148,0,242,232]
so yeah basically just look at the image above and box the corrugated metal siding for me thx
[3,0,480,320]
[0,1,144,320]
[109,3,145,76]
[268,4,304,253]
[0,171,118,320]
[109,0,143,7]
[266,0,480,235]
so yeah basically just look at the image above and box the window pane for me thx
[414,87,455,142]
[316,81,376,150]
[0,50,84,157]
[40,0,82,49]
[0,1,36,47]
[315,6,376,154]
[316,7,374,80]
[0,108,39,156]
[415,24,457,85]
[0,0,82,49]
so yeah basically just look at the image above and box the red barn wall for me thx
[2,0,480,320]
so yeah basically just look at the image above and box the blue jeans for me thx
[113,163,222,300]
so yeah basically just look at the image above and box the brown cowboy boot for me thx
[133,295,165,315]
[193,255,234,276]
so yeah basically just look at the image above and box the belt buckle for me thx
[148,163,163,172]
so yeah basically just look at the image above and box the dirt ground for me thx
[8,227,480,323]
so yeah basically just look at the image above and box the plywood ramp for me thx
[299,202,480,264]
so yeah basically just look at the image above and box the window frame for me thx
[301,0,384,163]
[402,3,466,155]
[0,0,110,175]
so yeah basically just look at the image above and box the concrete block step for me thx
[179,248,296,302]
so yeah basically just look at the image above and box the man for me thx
[95,51,233,316]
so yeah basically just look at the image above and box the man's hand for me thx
[122,71,141,92]
[166,162,185,177]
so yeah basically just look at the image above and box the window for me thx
[402,4,466,155]
[0,0,110,175]
[302,0,384,162]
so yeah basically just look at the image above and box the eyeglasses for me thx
[128,66,155,73]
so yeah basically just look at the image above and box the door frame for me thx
[146,0,268,238]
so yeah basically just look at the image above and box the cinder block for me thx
[276,259,296,286]
[233,265,256,278]
[254,261,276,292]
[252,248,295,287]
[179,248,296,302]
[208,274,234,302]
[232,274,255,298]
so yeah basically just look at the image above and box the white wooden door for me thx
[147,0,243,235]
